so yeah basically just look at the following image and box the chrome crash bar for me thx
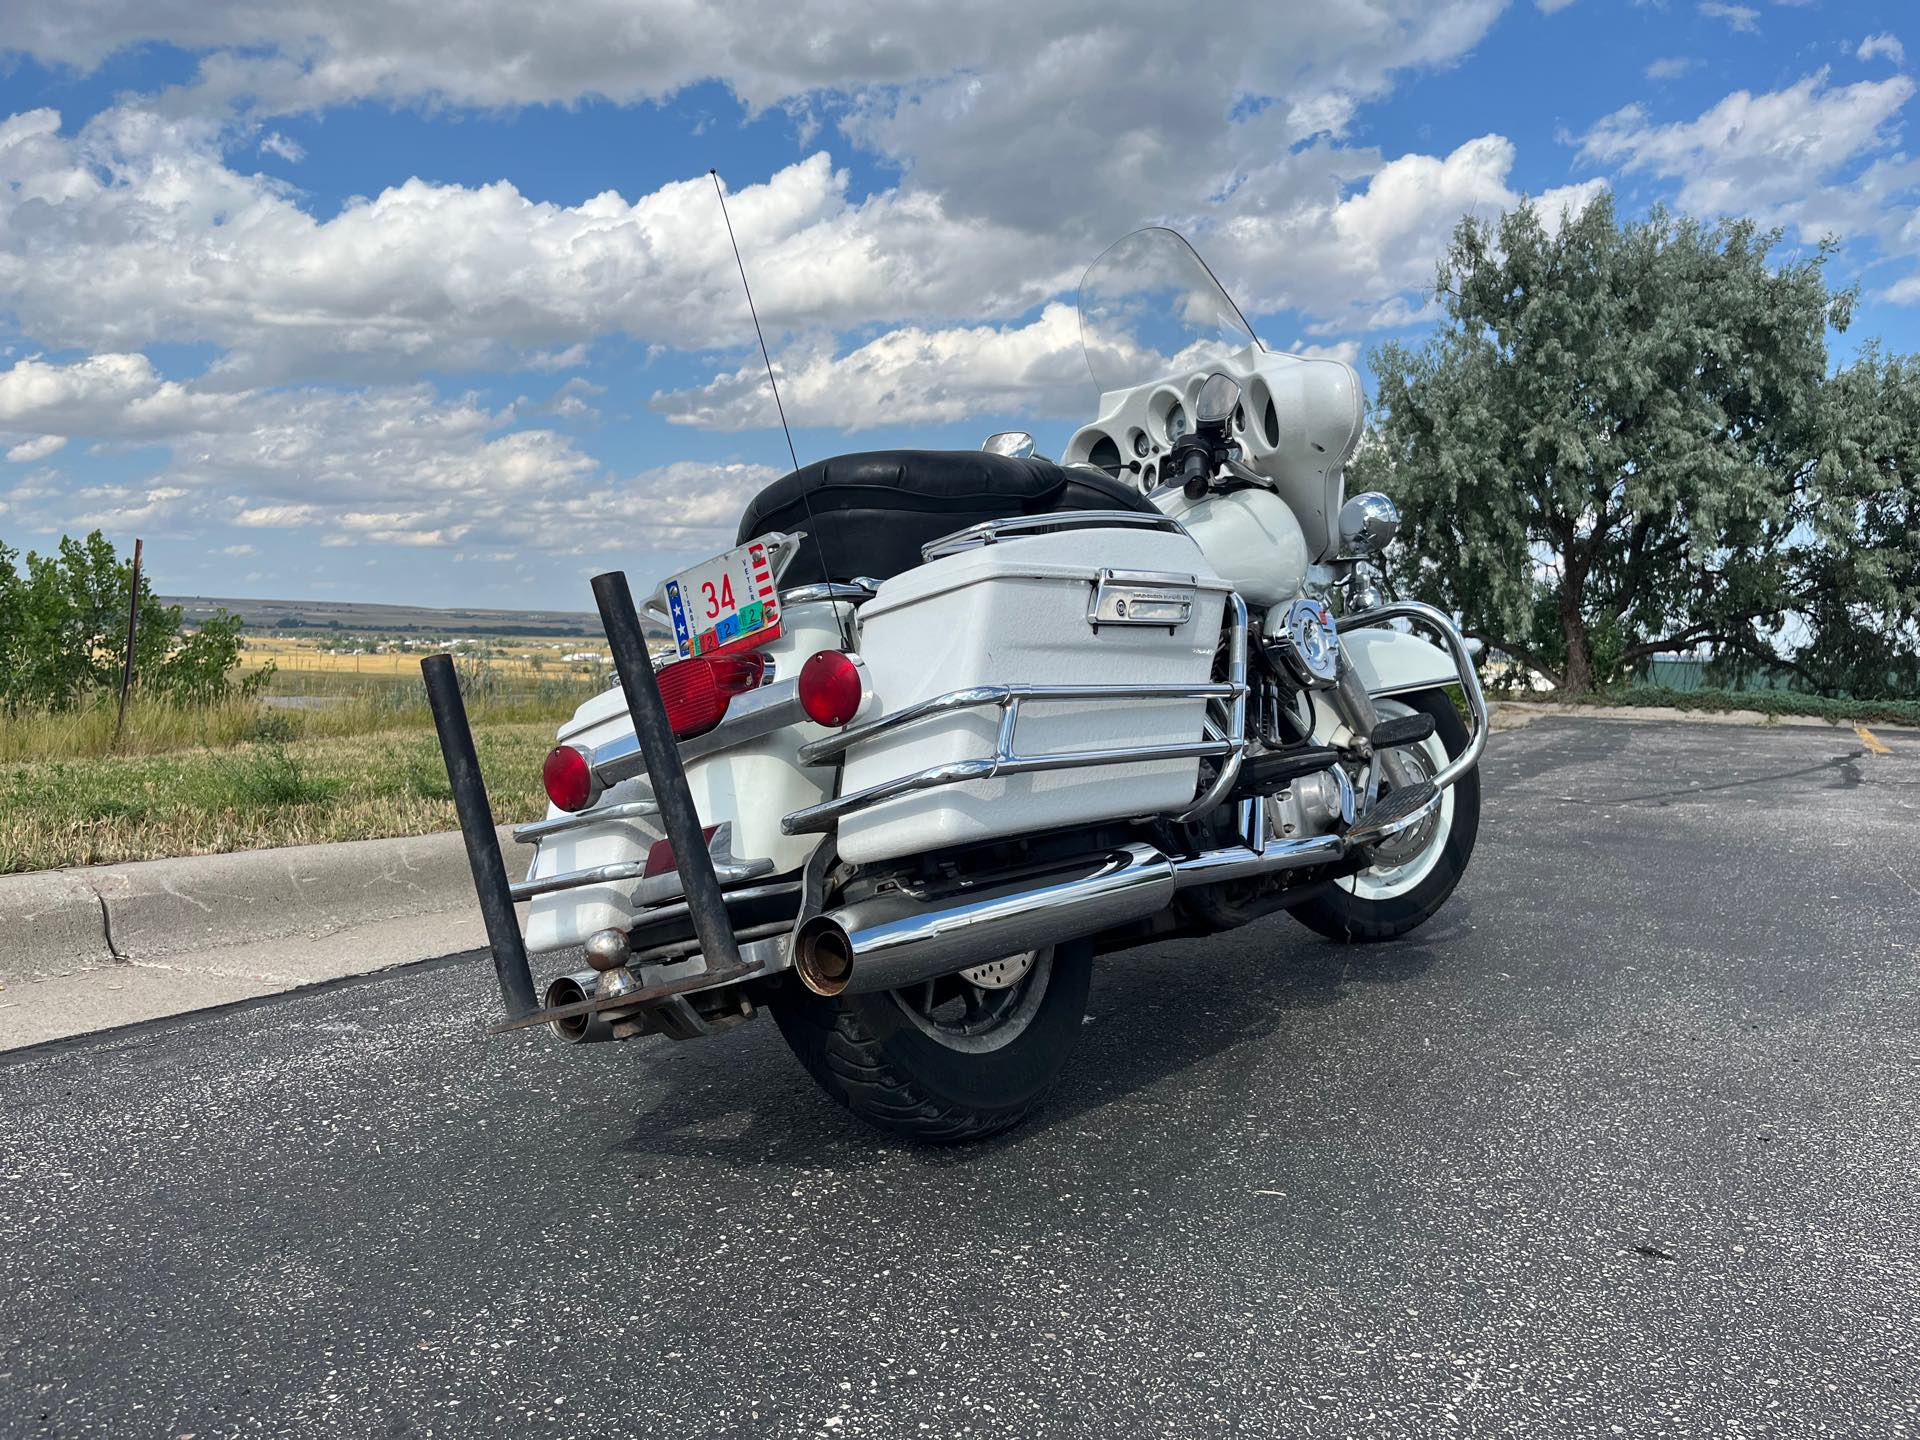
[782,595,1251,836]
[1337,599,1488,794]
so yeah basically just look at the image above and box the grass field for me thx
[0,639,605,872]
[0,723,556,873]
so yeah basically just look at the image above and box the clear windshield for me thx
[1077,227,1260,394]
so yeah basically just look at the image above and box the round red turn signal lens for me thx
[797,650,865,728]
[542,744,596,812]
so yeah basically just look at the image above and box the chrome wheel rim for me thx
[1350,700,1454,902]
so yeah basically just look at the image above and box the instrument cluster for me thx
[1063,345,1364,561]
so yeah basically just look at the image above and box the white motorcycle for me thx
[425,227,1486,1141]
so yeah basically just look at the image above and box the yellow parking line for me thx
[1855,725,1893,755]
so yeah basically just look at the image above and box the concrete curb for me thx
[1,827,530,988]
[1489,701,1920,736]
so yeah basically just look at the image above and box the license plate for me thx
[662,541,781,659]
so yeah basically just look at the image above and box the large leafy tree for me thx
[1354,193,1919,693]
[0,531,261,712]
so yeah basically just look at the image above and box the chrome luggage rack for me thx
[920,509,1187,560]
[781,594,1251,836]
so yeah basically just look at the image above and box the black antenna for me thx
[711,170,800,474]
[710,171,843,619]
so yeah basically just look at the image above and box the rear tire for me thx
[1290,687,1479,943]
[771,940,1093,1142]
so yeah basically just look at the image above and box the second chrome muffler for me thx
[791,831,1354,998]
[794,844,1176,997]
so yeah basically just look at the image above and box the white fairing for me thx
[838,527,1231,865]
[520,600,843,954]
[1151,486,1308,609]
[1064,342,1363,562]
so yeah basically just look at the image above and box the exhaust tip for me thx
[545,975,602,1044]
[794,917,854,997]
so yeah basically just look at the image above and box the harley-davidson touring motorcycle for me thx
[425,227,1486,1141]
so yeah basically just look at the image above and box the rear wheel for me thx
[1290,687,1479,943]
[770,941,1093,1142]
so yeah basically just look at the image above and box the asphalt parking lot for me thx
[2,715,1916,1438]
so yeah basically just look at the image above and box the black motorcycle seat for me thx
[736,449,1159,587]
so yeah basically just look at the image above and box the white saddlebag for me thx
[838,523,1231,865]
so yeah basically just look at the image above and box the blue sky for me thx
[0,0,1914,611]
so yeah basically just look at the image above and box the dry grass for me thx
[241,631,610,683]
[0,723,556,873]
[0,647,605,872]
[0,674,597,764]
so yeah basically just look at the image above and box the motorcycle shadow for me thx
[608,901,1464,1169]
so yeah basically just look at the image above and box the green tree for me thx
[0,531,266,712]
[1354,193,1918,693]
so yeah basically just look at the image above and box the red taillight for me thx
[798,650,865,727]
[657,652,767,739]
[542,744,596,812]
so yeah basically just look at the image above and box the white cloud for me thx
[0,352,242,436]
[1207,136,1607,329]
[258,130,304,162]
[654,303,1093,431]
[0,2,1519,375]
[1858,33,1906,66]
[0,111,1070,380]
[0,346,964,564]
[1645,57,1695,81]
[1698,3,1760,35]
[1579,70,1916,226]
[0,351,779,553]
[0,0,1503,133]
[5,434,66,462]
[656,140,1610,431]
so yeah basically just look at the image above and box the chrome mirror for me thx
[982,431,1036,459]
[1338,492,1401,555]
[1195,373,1241,425]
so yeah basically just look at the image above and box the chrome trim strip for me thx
[588,678,807,787]
[781,580,879,606]
[511,853,773,903]
[512,822,774,902]
[512,800,659,844]
[921,509,1185,561]
[783,738,1234,835]
[1336,600,1488,793]
[796,680,1241,766]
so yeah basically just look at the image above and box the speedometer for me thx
[1165,404,1188,442]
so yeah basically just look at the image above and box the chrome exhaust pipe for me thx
[793,832,1354,999]
[544,971,616,1044]
[801,844,1176,998]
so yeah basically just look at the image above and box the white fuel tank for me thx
[1151,486,1309,609]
